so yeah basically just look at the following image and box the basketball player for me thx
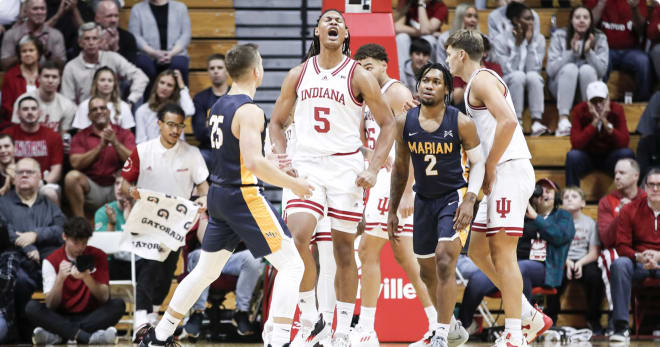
[388,62,484,347]
[351,44,466,347]
[268,9,395,347]
[137,44,313,347]
[445,30,552,347]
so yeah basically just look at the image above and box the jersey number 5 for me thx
[314,107,330,133]
[209,114,224,149]
[424,154,438,176]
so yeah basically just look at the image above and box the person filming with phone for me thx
[24,217,125,345]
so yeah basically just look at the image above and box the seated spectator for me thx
[609,168,660,342]
[400,38,432,94]
[0,134,15,196]
[64,97,135,217]
[95,0,138,65]
[0,157,66,261]
[44,0,95,59]
[637,116,660,181]
[436,3,479,64]
[129,0,192,97]
[451,34,502,112]
[1,36,42,123]
[459,179,575,333]
[585,0,651,101]
[135,69,194,144]
[565,81,634,187]
[597,158,644,250]
[0,0,65,71]
[61,22,148,105]
[193,54,229,167]
[545,186,604,333]
[547,6,609,137]
[10,60,77,134]
[650,2,660,83]
[24,217,124,345]
[179,215,264,338]
[493,2,547,136]
[394,0,447,78]
[3,96,64,205]
[94,173,133,280]
[72,66,135,130]
[488,0,540,39]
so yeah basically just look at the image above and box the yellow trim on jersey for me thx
[239,155,258,185]
[240,186,283,253]
[457,186,470,247]
[461,147,470,183]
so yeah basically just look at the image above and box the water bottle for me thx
[550,14,557,35]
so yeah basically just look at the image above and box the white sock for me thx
[271,323,292,347]
[521,294,535,317]
[155,311,180,341]
[359,306,376,330]
[505,318,523,340]
[321,310,334,326]
[335,301,355,335]
[135,310,148,328]
[424,306,438,330]
[299,290,318,325]
[435,323,450,339]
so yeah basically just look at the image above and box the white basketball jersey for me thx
[464,68,531,163]
[294,55,363,157]
[364,79,399,162]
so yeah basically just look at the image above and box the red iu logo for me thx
[496,197,511,218]
[377,198,389,216]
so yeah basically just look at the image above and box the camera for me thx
[530,184,543,203]
[74,255,95,272]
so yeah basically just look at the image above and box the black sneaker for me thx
[138,325,179,347]
[232,310,254,336]
[609,328,630,343]
[182,311,204,339]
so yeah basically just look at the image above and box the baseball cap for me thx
[586,81,609,101]
[536,178,559,191]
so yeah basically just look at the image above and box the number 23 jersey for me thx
[293,55,363,157]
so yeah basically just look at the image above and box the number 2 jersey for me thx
[208,94,265,187]
[293,55,363,157]
[403,105,468,199]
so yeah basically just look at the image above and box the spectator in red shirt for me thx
[64,97,135,218]
[24,217,125,345]
[649,2,660,82]
[565,81,634,187]
[1,36,41,127]
[3,96,63,205]
[394,0,448,79]
[586,0,651,101]
[597,158,645,249]
[609,168,660,342]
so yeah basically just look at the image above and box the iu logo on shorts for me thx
[496,197,511,218]
[377,197,390,215]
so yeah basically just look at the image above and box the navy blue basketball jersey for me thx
[403,105,468,198]
[208,94,266,186]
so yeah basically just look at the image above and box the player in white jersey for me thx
[268,9,395,347]
[351,44,467,347]
[445,30,552,347]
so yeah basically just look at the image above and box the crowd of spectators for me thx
[0,0,658,344]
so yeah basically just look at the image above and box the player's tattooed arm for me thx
[268,64,304,156]
[454,112,484,231]
[387,114,411,241]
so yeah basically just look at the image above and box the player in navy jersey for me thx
[137,44,313,347]
[389,63,485,347]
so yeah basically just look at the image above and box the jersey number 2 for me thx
[209,114,224,149]
[424,154,438,176]
[314,107,330,133]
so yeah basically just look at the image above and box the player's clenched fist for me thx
[292,177,314,200]
[356,170,377,189]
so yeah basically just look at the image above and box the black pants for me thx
[24,298,125,341]
[108,257,131,281]
[545,261,604,327]
[135,250,180,312]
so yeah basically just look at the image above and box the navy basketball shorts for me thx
[412,188,468,258]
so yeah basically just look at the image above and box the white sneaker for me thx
[492,332,528,347]
[465,320,479,336]
[292,315,332,347]
[555,117,571,137]
[530,121,548,137]
[349,325,379,347]
[331,332,351,347]
[409,329,435,347]
[521,305,553,343]
[448,320,469,347]
[32,327,62,345]
[430,333,449,347]
[262,320,273,346]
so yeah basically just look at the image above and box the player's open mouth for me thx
[328,28,339,38]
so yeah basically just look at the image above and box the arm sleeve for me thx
[135,107,148,144]
[116,56,149,104]
[119,102,136,129]
[0,32,13,60]
[179,88,196,116]
[48,30,67,63]
[173,4,192,51]
[589,218,601,247]
[69,132,86,155]
[91,250,110,285]
[585,33,609,78]
[570,105,598,149]
[609,103,630,148]
[128,6,148,51]
[94,206,110,231]
[192,93,211,146]
[60,65,77,103]
[121,149,140,184]
[192,149,209,185]
[494,33,518,75]
[34,205,66,247]
[535,210,576,247]
[49,131,64,166]
[546,32,575,78]
[615,205,636,259]
[42,259,57,294]
[597,196,618,248]
[525,33,546,72]
[649,7,660,41]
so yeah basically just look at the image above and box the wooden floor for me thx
[105,340,660,346]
